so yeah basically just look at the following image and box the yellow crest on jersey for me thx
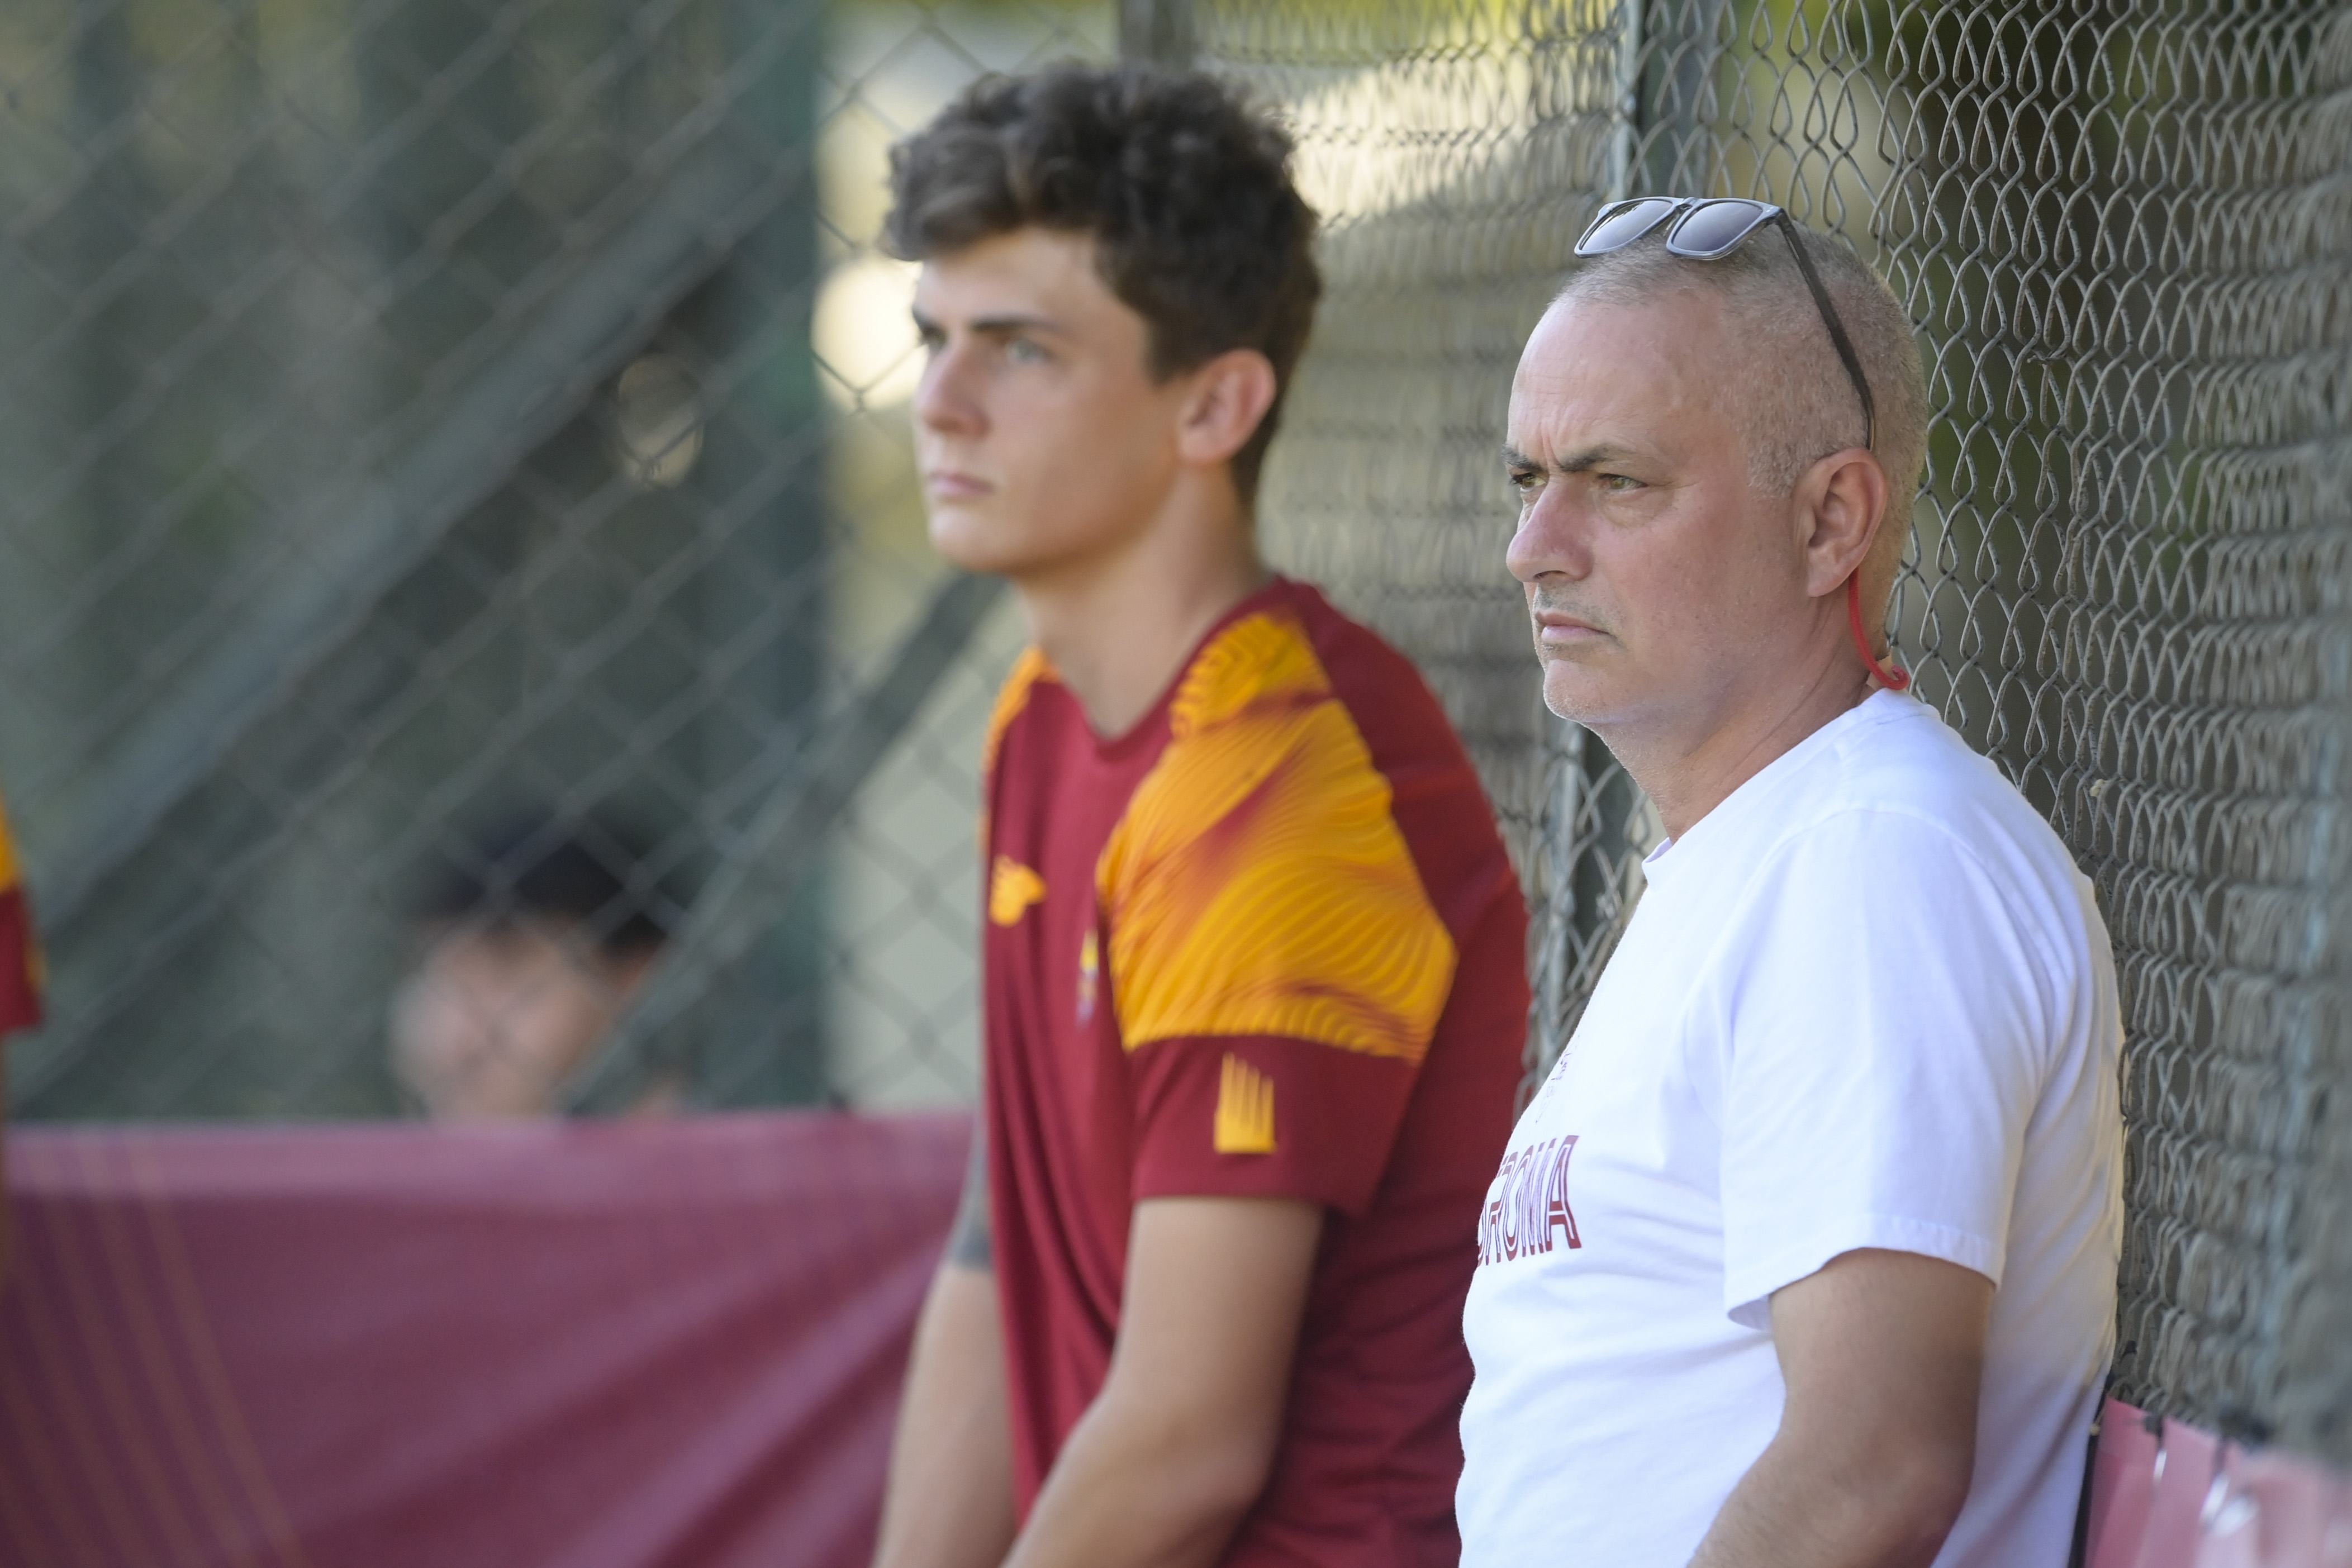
[989,857,1046,926]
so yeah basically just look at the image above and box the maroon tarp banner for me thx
[35,1119,2352,1568]
[0,1113,967,1568]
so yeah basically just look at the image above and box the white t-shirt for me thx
[1457,690,2123,1567]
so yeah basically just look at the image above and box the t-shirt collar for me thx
[1641,689,1912,887]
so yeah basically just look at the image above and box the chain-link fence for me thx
[0,0,1109,1122]
[1198,0,2352,1466]
[5,0,2350,1470]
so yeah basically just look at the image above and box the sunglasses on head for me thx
[1574,197,1876,454]
[1572,197,1908,691]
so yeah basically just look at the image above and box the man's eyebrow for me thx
[909,307,1068,338]
[1500,443,1636,473]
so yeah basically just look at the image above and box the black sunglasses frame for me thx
[1574,197,1876,454]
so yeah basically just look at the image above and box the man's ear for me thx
[1173,349,1279,470]
[1798,447,1890,600]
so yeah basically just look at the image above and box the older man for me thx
[1458,198,2123,1568]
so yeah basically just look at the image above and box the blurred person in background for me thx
[871,64,1529,1568]
[391,818,674,1120]
[0,786,42,1283]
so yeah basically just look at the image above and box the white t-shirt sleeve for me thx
[1713,806,2061,1329]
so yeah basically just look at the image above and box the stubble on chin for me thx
[1538,658,1598,724]
[1527,597,1615,726]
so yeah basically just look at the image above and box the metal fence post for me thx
[1121,0,1195,68]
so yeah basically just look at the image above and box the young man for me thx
[1462,200,2122,1566]
[871,66,1529,1568]
[0,786,45,1281]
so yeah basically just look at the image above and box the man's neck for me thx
[1599,644,1876,842]
[1013,488,1270,739]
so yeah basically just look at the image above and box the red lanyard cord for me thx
[1846,574,1911,692]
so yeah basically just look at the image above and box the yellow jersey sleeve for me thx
[1095,611,1456,1064]
[0,787,44,1034]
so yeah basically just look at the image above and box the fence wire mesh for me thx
[1199,0,2352,1464]
[4,0,2350,1467]
[0,0,1114,1121]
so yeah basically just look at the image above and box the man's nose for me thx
[914,339,984,438]
[1505,484,1592,585]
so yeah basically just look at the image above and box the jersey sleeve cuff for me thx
[1723,1213,2005,1331]
[1129,1034,1418,1218]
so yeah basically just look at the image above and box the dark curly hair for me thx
[416,816,671,956]
[885,63,1322,504]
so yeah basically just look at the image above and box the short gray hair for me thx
[1555,221,1928,568]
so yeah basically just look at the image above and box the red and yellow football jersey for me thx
[980,578,1528,1565]
[0,789,44,1038]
